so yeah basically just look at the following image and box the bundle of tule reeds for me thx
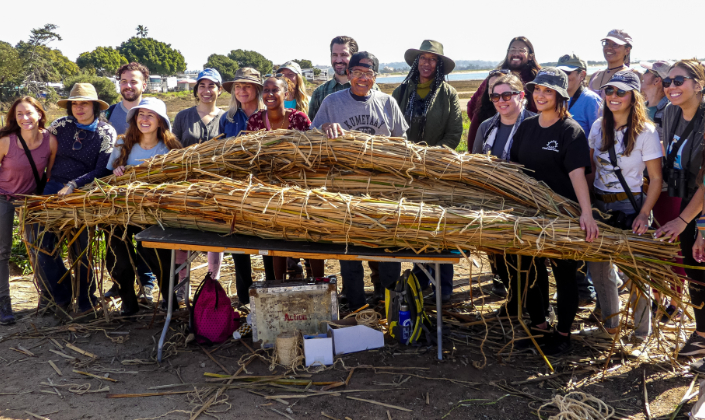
[101,129,582,218]
[20,176,682,300]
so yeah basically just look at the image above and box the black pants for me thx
[106,226,173,311]
[680,217,705,332]
[226,254,275,305]
[340,261,401,310]
[506,255,579,334]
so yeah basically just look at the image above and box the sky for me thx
[2,0,704,74]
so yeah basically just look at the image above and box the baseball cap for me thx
[222,67,263,93]
[556,53,587,72]
[600,70,641,92]
[279,61,302,75]
[197,68,222,85]
[526,67,570,99]
[640,60,672,79]
[602,29,633,46]
[126,97,171,131]
[348,51,379,73]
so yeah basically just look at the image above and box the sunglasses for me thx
[490,91,521,102]
[489,69,510,77]
[73,130,87,151]
[662,75,693,88]
[604,86,628,97]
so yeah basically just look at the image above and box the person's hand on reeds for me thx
[321,123,345,139]
[57,184,74,196]
[113,166,126,177]
[580,212,599,242]
[654,217,687,243]
[632,212,651,235]
[694,233,705,263]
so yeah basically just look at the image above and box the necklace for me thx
[599,65,627,91]
[266,111,289,130]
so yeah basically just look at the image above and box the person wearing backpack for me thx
[586,71,662,356]
[104,98,183,315]
[0,97,57,324]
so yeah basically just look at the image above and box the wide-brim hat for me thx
[526,67,570,100]
[404,40,455,75]
[223,67,262,93]
[125,97,171,131]
[57,83,110,110]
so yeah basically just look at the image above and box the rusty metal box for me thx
[249,280,339,347]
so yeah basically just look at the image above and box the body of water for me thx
[376,66,608,84]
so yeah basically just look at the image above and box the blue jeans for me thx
[412,263,453,297]
[589,193,651,336]
[31,180,96,311]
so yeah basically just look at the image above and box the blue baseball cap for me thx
[197,68,222,85]
[126,97,171,131]
[601,70,641,92]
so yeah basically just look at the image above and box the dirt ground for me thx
[0,254,701,420]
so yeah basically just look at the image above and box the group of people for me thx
[1,31,704,366]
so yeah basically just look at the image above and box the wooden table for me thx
[136,226,460,362]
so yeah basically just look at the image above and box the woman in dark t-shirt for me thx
[508,67,598,356]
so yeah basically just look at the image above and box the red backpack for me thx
[190,272,240,344]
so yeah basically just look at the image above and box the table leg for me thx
[158,249,176,362]
[435,262,442,361]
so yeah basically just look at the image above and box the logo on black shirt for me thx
[542,140,559,153]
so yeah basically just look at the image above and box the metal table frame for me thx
[136,227,460,362]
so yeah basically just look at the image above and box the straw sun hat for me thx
[57,83,110,110]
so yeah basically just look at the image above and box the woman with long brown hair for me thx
[105,97,182,315]
[656,59,705,365]
[587,71,662,349]
[0,97,57,324]
[509,67,598,356]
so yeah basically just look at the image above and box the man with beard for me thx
[103,62,156,304]
[312,52,408,312]
[308,36,378,121]
[467,37,541,143]
[105,62,150,135]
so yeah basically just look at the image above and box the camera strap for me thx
[608,142,640,214]
[666,106,701,170]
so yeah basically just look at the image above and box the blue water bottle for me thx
[399,304,411,344]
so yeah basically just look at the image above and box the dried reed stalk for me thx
[21,178,682,299]
[101,129,581,217]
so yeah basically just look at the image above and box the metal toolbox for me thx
[249,279,339,347]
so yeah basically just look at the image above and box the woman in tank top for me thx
[0,96,57,325]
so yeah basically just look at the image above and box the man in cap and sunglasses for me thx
[312,51,408,312]
[556,54,602,136]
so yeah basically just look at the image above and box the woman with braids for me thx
[588,30,635,97]
[587,71,662,353]
[467,36,541,145]
[105,98,183,315]
[656,60,705,367]
[0,97,57,324]
[392,40,462,303]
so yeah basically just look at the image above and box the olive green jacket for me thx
[391,81,463,149]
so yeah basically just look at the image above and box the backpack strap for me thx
[16,132,46,194]
[104,103,118,122]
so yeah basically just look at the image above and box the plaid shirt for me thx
[307,77,379,121]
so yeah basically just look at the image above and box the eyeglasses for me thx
[507,48,528,54]
[350,70,375,79]
[604,86,628,97]
[490,91,521,102]
[73,129,87,151]
[662,75,693,88]
[489,69,510,77]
